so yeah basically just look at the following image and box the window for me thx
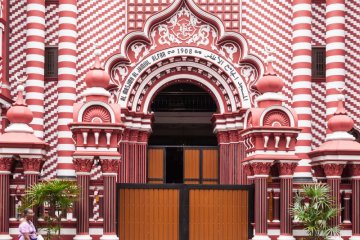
[312,46,326,81]
[45,46,58,80]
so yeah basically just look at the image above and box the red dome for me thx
[84,52,110,89]
[255,60,284,94]
[328,98,354,132]
[6,85,33,124]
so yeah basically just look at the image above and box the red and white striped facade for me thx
[0,0,360,239]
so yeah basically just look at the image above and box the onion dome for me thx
[6,85,33,125]
[255,55,284,94]
[84,48,110,89]
[328,96,354,133]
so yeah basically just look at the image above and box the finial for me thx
[264,47,275,75]
[92,42,102,68]
[14,73,27,104]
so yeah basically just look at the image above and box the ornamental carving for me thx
[250,162,273,176]
[239,64,260,105]
[263,110,291,127]
[278,162,298,176]
[350,164,360,177]
[22,158,44,172]
[243,163,253,177]
[100,159,119,173]
[0,158,13,171]
[82,105,111,123]
[322,163,345,177]
[73,158,94,173]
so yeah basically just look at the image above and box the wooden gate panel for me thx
[184,149,200,184]
[118,188,179,240]
[147,148,164,183]
[189,189,249,240]
[202,149,219,184]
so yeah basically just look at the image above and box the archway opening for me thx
[148,83,219,184]
[149,83,218,146]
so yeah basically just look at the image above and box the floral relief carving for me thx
[22,158,44,172]
[263,110,290,127]
[0,158,13,171]
[250,162,273,176]
[350,164,360,177]
[100,159,119,173]
[322,163,345,177]
[278,162,298,176]
[73,158,94,173]
[82,105,111,123]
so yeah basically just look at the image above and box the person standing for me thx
[18,209,37,240]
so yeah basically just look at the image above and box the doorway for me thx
[166,147,183,184]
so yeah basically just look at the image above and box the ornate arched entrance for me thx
[105,0,265,184]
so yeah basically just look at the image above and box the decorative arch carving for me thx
[263,110,291,127]
[105,0,264,112]
[82,105,112,123]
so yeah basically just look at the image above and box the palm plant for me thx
[291,184,341,240]
[19,179,79,240]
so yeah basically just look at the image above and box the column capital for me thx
[73,158,94,173]
[243,163,254,177]
[350,164,360,178]
[217,131,229,144]
[250,161,273,177]
[0,157,13,173]
[100,159,119,174]
[322,163,345,178]
[22,158,44,174]
[278,162,297,177]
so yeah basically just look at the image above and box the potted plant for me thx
[19,179,79,240]
[291,184,341,240]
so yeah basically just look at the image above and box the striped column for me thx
[325,0,346,120]
[251,162,272,239]
[73,158,92,240]
[100,159,120,239]
[25,0,45,139]
[218,131,230,184]
[119,129,130,183]
[57,0,77,177]
[0,158,13,240]
[323,163,345,227]
[352,178,360,237]
[291,0,313,181]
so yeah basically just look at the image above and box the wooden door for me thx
[183,148,201,184]
[202,149,219,184]
[147,148,165,183]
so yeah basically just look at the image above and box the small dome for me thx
[328,97,354,132]
[6,85,33,124]
[84,49,110,89]
[255,56,284,94]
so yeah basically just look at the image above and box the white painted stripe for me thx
[295,146,312,153]
[326,16,345,25]
[59,17,77,25]
[326,3,345,13]
[58,106,74,113]
[27,4,45,12]
[26,67,44,75]
[326,42,345,50]
[57,169,76,177]
[26,92,45,100]
[326,81,345,89]
[293,68,311,76]
[293,29,311,38]
[59,29,77,38]
[293,107,312,114]
[26,54,45,62]
[58,42,76,50]
[326,94,344,102]
[326,107,337,116]
[58,67,77,76]
[57,118,73,125]
[58,93,76,100]
[27,16,45,24]
[26,29,45,38]
[28,105,45,112]
[292,81,312,89]
[292,94,312,102]
[26,80,45,87]
[293,42,311,51]
[30,117,44,125]
[326,68,345,76]
[297,133,313,140]
[58,131,73,138]
[57,80,77,88]
[326,29,345,38]
[293,3,311,12]
[292,16,311,25]
[297,120,312,127]
[26,41,45,50]
[326,55,345,63]
[59,4,77,13]
[292,55,311,63]
[58,55,77,63]
[57,144,75,152]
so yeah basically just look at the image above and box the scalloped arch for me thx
[262,110,291,127]
[82,105,112,123]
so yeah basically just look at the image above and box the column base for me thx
[74,235,92,240]
[100,235,119,240]
[252,235,271,240]
[0,235,13,240]
[278,235,296,240]
[350,236,360,240]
